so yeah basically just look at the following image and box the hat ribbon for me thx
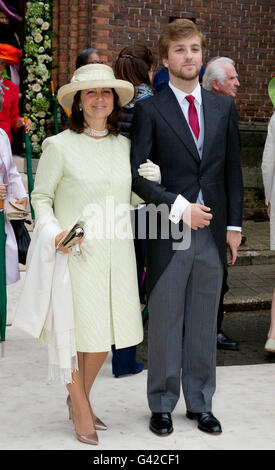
[71,69,115,84]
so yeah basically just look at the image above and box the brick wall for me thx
[52,0,275,124]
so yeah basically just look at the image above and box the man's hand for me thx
[182,203,212,230]
[226,230,242,266]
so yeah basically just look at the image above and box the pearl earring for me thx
[79,105,83,111]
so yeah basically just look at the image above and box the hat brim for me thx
[57,79,134,110]
[0,54,20,65]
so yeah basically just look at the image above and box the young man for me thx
[130,19,243,436]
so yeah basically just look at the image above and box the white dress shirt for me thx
[168,81,241,232]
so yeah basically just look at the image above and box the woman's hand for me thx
[16,117,32,132]
[15,197,28,209]
[138,159,161,184]
[0,184,8,200]
[55,230,69,254]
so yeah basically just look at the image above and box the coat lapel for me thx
[153,86,201,164]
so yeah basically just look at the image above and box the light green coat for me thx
[31,129,143,352]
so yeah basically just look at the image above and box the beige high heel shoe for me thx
[75,430,99,446]
[66,395,107,431]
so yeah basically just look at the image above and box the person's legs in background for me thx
[111,237,145,377]
[265,288,275,352]
[216,270,239,351]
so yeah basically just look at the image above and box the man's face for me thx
[162,35,203,83]
[212,62,240,98]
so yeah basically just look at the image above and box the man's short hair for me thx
[158,19,206,59]
[202,57,235,91]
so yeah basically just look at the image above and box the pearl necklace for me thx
[84,127,109,137]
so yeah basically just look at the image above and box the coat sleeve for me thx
[31,137,63,220]
[261,113,275,205]
[9,83,21,132]
[8,159,27,199]
[225,100,244,227]
[130,101,178,209]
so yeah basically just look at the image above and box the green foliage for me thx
[23,1,53,157]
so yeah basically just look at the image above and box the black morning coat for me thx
[130,85,244,296]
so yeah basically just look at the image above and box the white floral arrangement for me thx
[23,1,53,157]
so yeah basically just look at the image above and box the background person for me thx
[261,77,275,353]
[76,48,101,68]
[111,44,156,378]
[0,1,22,90]
[60,48,102,124]
[0,125,27,286]
[0,44,31,144]
[202,56,240,351]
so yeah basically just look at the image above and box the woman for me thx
[0,125,27,285]
[114,44,155,139]
[14,64,147,446]
[111,44,160,377]
[60,48,102,123]
[0,43,31,143]
[261,77,275,353]
[76,47,101,68]
[0,2,23,90]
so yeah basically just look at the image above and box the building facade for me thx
[52,0,275,126]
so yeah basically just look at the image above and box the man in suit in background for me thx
[130,19,243,436]
[202,57,240,351]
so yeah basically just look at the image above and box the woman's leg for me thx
[83,351,108,400]
[67,351,108,433]
[268,288,275,339]
[66,352,95,435]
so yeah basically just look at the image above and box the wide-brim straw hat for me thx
[268,77,275,108]
[57,64,134,110]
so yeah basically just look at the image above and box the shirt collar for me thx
[169,81,202,106]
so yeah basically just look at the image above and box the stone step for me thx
[13,155,39,173]
[224,263,275,312]
[236,250,275,266]
[224,293,271,312]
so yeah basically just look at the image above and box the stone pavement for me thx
[225,220,275,311]
[2,200,275,450]
[1,321,275,450]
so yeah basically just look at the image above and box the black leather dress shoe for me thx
[149,412,173,436]
[186,411,222,434]
[217,332,238,351]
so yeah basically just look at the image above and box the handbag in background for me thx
[6,197,29,220]
[10,219,31,265]
[6,197,31,265]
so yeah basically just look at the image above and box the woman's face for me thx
[0,58,7,75]
[80,88,114,123]
[88,53,101,64]
[0,12,9,24]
